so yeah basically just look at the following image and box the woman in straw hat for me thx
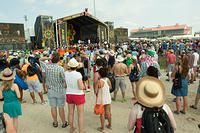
[64,58,86,133]
[0,68,22,132]
[129,56,140,100]
[127,76,176,132]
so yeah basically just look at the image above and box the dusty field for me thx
[0,70,200,133]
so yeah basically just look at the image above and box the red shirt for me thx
[167,53,176,64]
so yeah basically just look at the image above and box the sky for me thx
[1,0,200,36]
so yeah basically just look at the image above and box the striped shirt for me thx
[40,61,66,93]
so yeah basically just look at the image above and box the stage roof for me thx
[57,12,107,27]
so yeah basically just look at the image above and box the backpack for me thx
[98,56,108,67]
[129,64,139,82]
[141,107,174,133]
[107,72,115,93]
[27,65,36,76]
[173,65,182,89]
[83,59,89,68]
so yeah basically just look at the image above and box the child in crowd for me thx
[95,68,112,132]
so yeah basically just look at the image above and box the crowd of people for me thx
[0,39,200,133]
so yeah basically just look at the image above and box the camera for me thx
[0,113,5,133]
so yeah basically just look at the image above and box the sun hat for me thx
[131,56,137,61]
[0,68,16,81]
[169,49,174,53]
[136,76,165,108]
[68,58,79,68]
[109,50,115,56]
[116,55,124,62]
[147,50,155,57]
[82,52,88,58]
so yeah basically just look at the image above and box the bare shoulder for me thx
[12,83,19,90]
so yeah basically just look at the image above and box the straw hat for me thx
[169,49,174,53]
[116,55,124,62]
[68,58,79,68]
[109,50,115,56]
[82,52,88,58]
[131,56,137,61]
[0,68,16,81]
[136,76,165,108]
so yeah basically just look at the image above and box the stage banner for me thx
[59,22,67,47]
[98,25,107,43]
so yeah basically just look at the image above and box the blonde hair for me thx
[2,79,14,91]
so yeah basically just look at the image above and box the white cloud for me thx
[0,13,8,21]
[22,0,36,4]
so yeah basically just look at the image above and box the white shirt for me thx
[65,71,84,95]
[193,52,199,66]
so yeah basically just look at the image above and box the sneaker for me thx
[111,98,116,101]
[33,101,37,104]
[121,99,127,103]
[86,89,91,92]
[41,100,47,105]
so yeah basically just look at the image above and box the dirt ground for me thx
[0,70,200,133]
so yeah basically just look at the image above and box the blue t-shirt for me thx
[180,43,185,50]
[163,43,168,50]
[67,55,73,59]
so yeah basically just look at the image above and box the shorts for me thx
[168,64,175,73]
[84,68,91,78]
[189,68,194,74]
[115,76,126,92]
[48,89,66,108]
[66,94,85,105]
[27,80,42,93]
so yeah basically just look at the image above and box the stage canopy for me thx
[56,11,108,46]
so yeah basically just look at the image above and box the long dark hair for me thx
[181,57,189,78]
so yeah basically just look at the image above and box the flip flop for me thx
[173,110,180,115]
[106,125,112,130]
[97,127,104,132]
[190,105,197,109]
[180,110,186,114]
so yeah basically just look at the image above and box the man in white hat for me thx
[111,55,128,103]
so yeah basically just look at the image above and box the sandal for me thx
[97,127,104,132]
[106,125,112,129]
[180,110,186,114]
[173,110,180,115]
[62,121,69,128]
[53,122,58,128]
[190,105,197,109]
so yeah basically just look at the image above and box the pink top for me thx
[127,104,177,131]
[167,53,176,64]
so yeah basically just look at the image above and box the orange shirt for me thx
[22,63,39,81]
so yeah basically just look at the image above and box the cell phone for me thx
[0,113,5,133]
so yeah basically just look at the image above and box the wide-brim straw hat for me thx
[116,55,124,62]
[68,58,79,68]
[136,76,165,108]
[0,68,16,81]
[109,50,115,56]
[82,52,88,58]
[131,56,137,61]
